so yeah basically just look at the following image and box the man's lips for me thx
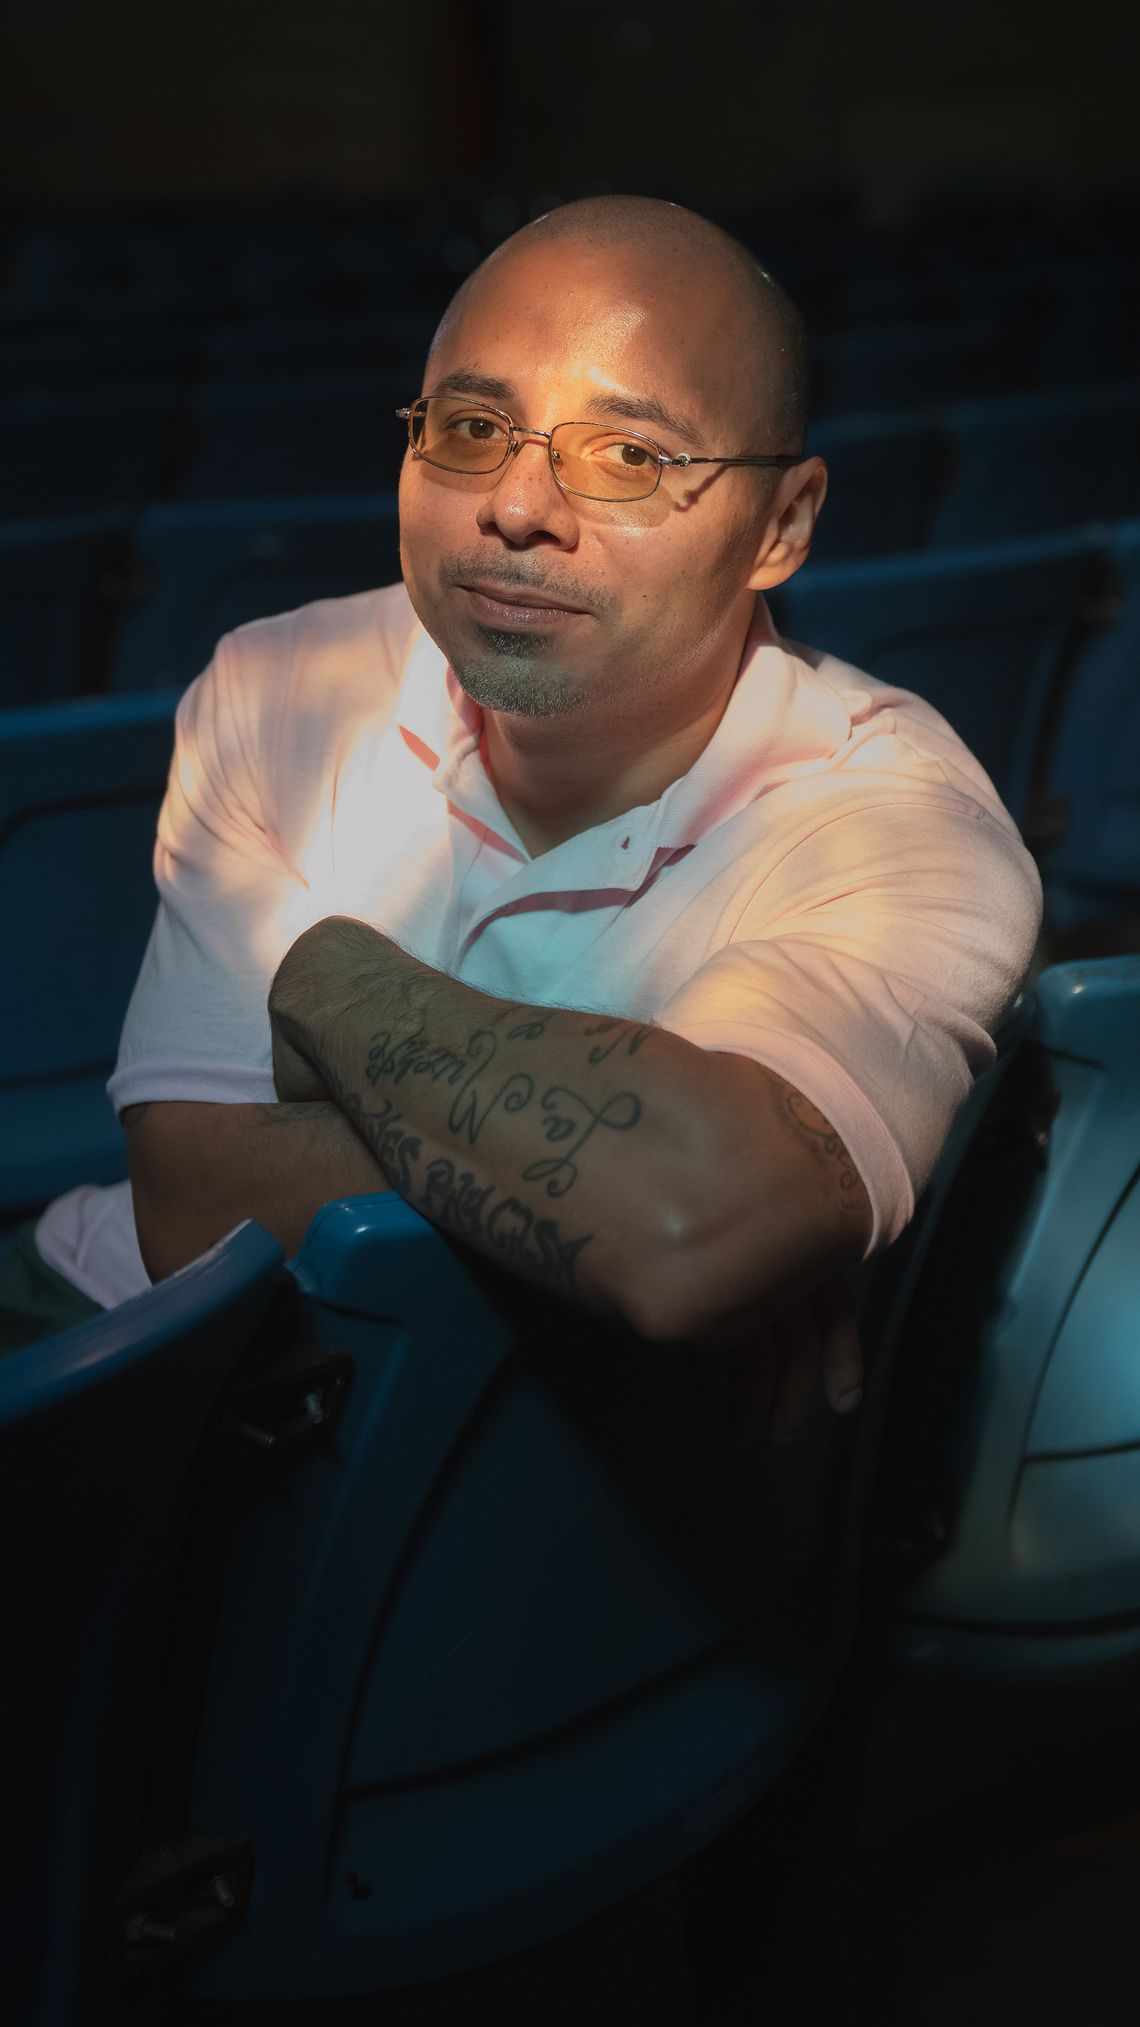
[457,579,589,614]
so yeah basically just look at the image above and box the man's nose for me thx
[475,435,578,545]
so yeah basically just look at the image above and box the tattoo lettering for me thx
[365,1023,534,1147]
[783,1089,864,1212]
[421,1158,591,1291]
[330,1082,422,1198]
[522,1086,642,1197]
[329,1071,592,1295]
[580,1017,654,1065]
[503,1011,550,1042]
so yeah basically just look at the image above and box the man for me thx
[30,196,1041,1440]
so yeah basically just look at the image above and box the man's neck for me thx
[481,604,761,858]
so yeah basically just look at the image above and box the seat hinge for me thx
[116,1832,253,1977]
[227,1343,354,1456]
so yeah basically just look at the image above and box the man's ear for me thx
[747,456,828,593]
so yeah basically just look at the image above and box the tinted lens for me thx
[414,398,510,471]
[550,424,662,499]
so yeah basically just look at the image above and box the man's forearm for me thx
[268,917,870,1336]
[125,1098,392,1282]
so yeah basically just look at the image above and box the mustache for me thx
[441,557,612,618]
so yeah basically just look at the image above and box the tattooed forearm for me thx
[327,1072,592,1294]
[783,1088,864,1213]
[362,1016,642,1186]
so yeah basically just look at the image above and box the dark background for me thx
[2,0,1136,218]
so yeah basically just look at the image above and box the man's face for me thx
[398,236,783,727]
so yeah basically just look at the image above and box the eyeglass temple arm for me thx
[667,452,807,470]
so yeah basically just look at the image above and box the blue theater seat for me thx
[0,692,176,1210]
[0,1219,284,2027]
[176,1193,869,2003]
[805,409,945,560]
[0,386,184,518]
[0,512,128,707]
[884,956,1140,1676]
[109,494,400,693]
[1036,519,1140,930]
[812,316,1019,415]
[926,382,1140,550]
[201,309,437,381]
[769,526,1104,826]
[179,370,406,499]
[0,322,200,397]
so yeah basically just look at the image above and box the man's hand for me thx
[684,1274,863,1446]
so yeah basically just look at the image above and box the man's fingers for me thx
[768,1303,820,1445]
[812,1275,864,1414]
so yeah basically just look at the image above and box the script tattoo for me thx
[522,1086,642,1197]
[783,1088,864,1213]
[365,1022,534,1146]
[419,1158,591,1290]
[324,1061,594,1295]
[580,1017,654,1066]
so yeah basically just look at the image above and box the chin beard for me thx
[450,638,589,719]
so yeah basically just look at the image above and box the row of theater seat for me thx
[4,373,1139,529]
[4,190,1132,345]
[4,291,1136,407]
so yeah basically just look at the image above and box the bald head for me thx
[430,195,810,454]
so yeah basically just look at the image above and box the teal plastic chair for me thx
[0,512,128,706]
[927,382,1140,550]
[0,1219,284,2027]
[109,494,400,693]
[1036,519,1140,932]
[174,1195,870,2004]
[880,957,1140,1676]
[770,525,1105,827]
[0,692,177,1211]
[179,370,405,499]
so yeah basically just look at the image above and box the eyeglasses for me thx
[396,396,806,504]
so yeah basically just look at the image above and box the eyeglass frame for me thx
[396,396,807,502]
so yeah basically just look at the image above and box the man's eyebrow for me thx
[579,391,706,448]
[423,369,706,449]
[426,368,517,404]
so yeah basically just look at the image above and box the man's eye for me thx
[594,437,654,469]
[449,412,505,442]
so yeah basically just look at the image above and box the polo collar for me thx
[390,596,854,890]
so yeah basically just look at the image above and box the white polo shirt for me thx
[37,583,1042,1306]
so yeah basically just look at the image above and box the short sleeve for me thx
[654,794,1043,1254]
[108,631,295,1113]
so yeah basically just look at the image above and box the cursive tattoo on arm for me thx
[783,1087,865,1216]
[580,1017,654,1065]
[361,1016,646,1188]
[522,1086,642,1197]
[364,1023,535,1147]
[322,1064,594,1295]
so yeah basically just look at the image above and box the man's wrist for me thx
[269,917,404,1086]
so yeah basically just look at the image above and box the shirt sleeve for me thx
[653,792,1043,1254]
[108,630,295,1113]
